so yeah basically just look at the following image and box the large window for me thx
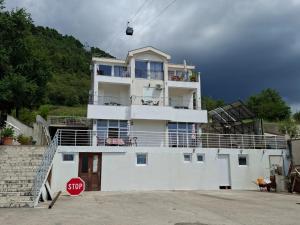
[168,122,197,147]
[150,62,163,80]
[135,60,148,78]
[114,66,128,77]
[97,120,128,146]
[97,65,112,76]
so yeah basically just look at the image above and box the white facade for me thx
[51,147,288,192]
[51,47,289,193]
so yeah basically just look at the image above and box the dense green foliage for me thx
[201,96,225,111]
[0,1,112,120]
[246,88,291,121]
[293,112,300,124]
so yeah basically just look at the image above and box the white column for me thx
[164,62,169,106]
[197,72,201,110]
[93,64,99,104]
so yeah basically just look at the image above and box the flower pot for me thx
[3,137,13,145]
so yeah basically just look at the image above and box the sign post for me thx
[66,177,85,196]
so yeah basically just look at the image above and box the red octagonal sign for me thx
[66,177,85,196]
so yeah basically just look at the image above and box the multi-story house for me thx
[50,47,288,193]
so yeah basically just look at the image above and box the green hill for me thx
[0,0,113,122]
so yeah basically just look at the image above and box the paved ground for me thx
[0,190,300,225]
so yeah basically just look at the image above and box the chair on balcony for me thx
[153,101,159,106]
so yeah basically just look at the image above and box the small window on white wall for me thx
[197,154,205,162]
[238,155,248,166]
[136,153,147,165]
[183,153,192,162]
[62,153,74,162]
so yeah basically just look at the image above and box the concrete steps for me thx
[0,146,45,208]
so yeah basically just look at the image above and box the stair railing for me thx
[32,130,59,207]
[36,115,51,145]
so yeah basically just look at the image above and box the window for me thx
[96,120,129,146]
[62,153,74,161]
[150,62,163,80]
[136,153,147,165]
[114,66,128,77]
[168,122,198,147]
[135,60,147,78]
[97,65,112,76]
[197,154,205,162]
[183,153,192,162]
[81,155,88,173]
[238,155,248,166]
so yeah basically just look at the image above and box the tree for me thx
[246,89,291,121]
[293,112,300,124]
[202,96,225,111]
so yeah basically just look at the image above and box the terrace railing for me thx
[48,116,91,127]
[56,129,287,150]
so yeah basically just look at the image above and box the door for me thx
[269,155,284,175]
[217,154,231,188]
[78,153,102,191]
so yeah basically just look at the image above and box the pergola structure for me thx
[203,100,263,135]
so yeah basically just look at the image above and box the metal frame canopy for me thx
[206,100,260,134]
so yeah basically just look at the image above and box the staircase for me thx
[0,146,45,208]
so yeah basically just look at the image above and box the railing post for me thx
[253,135,256,149]
[207,133,209,148]
[275,136,278,149]
[75,130,77,146]
[264,136,267,149]
[241,135,244,149]
[218,134,221,149]
[230,134,232,148]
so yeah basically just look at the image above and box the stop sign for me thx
[66,177,85,196]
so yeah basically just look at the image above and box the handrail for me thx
[36,115,51,145]
[32,130,59,207]
[56,129,287,150]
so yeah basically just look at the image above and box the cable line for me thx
[139,0,177,33]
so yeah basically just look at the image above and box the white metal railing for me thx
[32,130,59,207]
[56,129,287,150]
[47,116,91,127]
[89,95,199,109]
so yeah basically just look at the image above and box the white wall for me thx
[101,148,286,191]
[51,147,288,192]
[51,152,79,192]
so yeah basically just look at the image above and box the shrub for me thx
[17,134,33,145]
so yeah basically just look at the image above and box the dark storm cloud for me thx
[5,0,300,111]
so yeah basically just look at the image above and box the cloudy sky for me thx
[5,0,300,112]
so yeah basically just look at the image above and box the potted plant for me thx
[1,127,15,145]
[189,72,197,82]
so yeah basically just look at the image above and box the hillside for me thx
[0,1,113,122]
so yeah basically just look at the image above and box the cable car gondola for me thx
[126,22,133,35]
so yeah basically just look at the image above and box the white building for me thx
[50,47,288,192]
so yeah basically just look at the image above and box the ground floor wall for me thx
[51,147,289,193]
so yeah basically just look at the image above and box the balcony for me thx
[168,70,197,82]
[56,129,287,150]
[88,95,206,122]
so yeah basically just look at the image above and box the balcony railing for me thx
[56,129,287,150]
[131,96,165,106]
[48,116,91,127]
[89,95,130,106]
[89,95,198,109]
[168,71,198,82]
